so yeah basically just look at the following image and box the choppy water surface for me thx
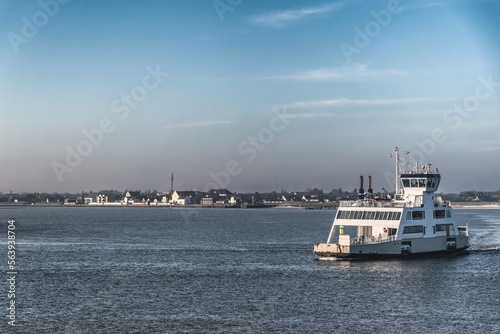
[1,207,499,333]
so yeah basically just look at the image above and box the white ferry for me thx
[314,147,470,259]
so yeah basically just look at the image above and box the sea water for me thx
[1,206,499,333]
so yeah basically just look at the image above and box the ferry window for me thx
[427,179,433,187]
[410,179,418,187]
[388,228,397,236]
[368,211,376,220]
[436,224,453,232]
[419,179,426,187]
[403,225,424,234]
[374,212,381,220]
[354,211,361,220]
[395,212,401,220]
[382,212,389,220]
[446,210,451,218]
[402,179,410,187]
[412,211,425,220]
[434,210,446,219]
[406,212,412,220]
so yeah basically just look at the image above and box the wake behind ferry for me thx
[314,146,470,259]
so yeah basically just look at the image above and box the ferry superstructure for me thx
[314,147,470,259]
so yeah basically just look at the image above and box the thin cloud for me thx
[249,3,343,28]
[159,120,237,130]
[264,64,407,81]
[474,140,500,152]
[288,112,336,119]
[286,97,451,109]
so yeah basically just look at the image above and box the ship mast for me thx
[392,146,409,195]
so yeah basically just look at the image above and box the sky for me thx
[1,0,499,194]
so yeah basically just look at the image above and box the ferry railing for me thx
[339,201,407,208]
[351,235,397,245]
[458,226,469,237]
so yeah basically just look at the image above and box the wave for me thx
[469,245,500,253]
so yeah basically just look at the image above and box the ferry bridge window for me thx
[419,179,426,187]
[406,212,412,220]
[446,210,451,218]
[403,225,424,234]
[410,179,418,187]
[427,179,433,187]
[412,211,425,220]
[402,179,410,187]
[434,210,446,219]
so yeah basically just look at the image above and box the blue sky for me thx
[1,0,499,194]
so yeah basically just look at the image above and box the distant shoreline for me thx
[452,203,500,209]
[0,202,339,209]
[1,202,499,210]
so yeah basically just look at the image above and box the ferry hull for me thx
[314,235,469,259]
[315,246,469,259]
